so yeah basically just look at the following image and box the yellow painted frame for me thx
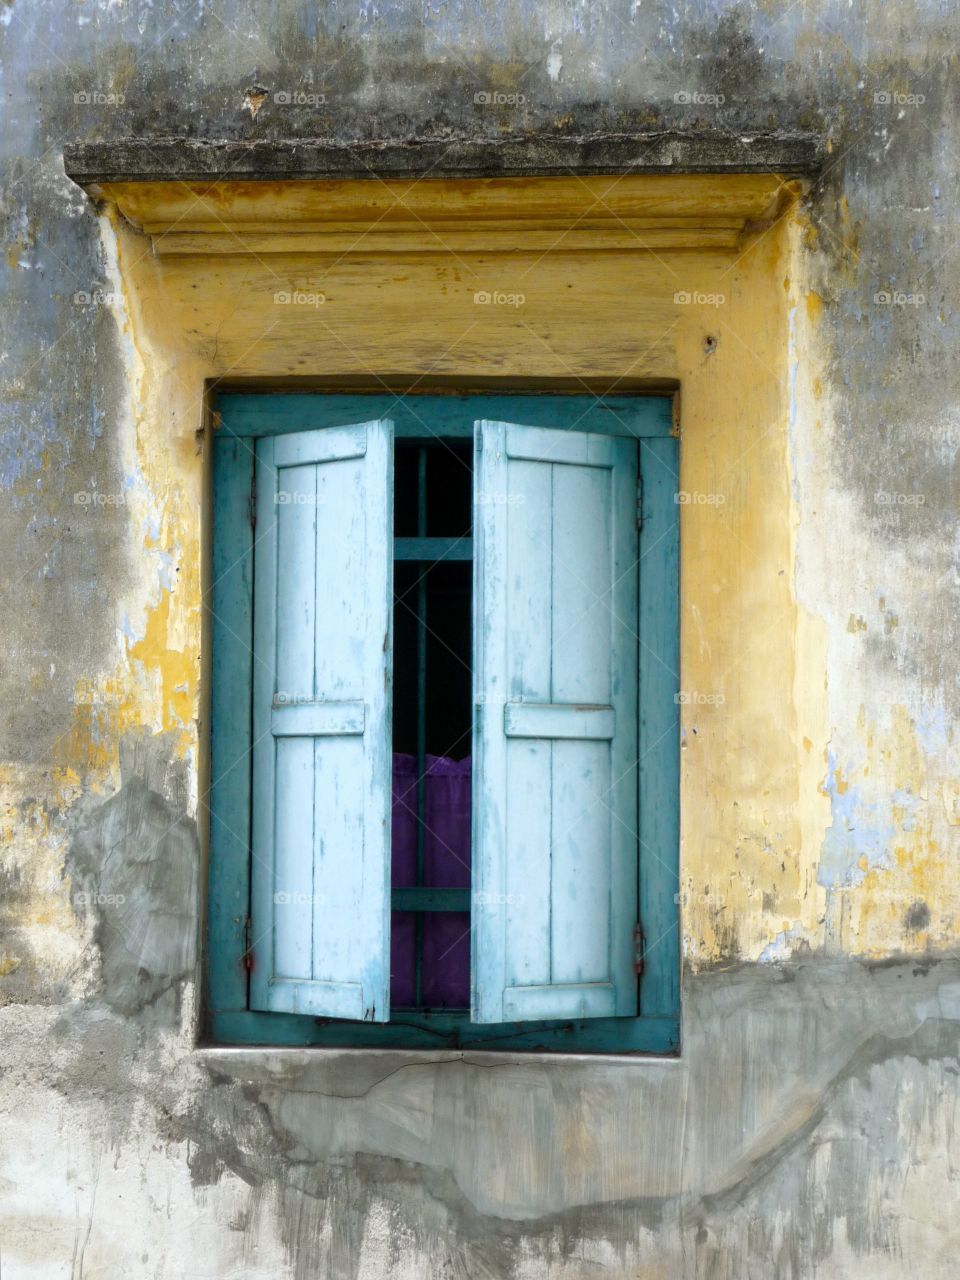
[76,170,830,977]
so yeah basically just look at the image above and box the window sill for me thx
[194,1038,683,1070]
[203,1009,680,1058]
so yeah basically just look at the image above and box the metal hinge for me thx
[249,469,257,529]
[242,916,254,971]
[633,921,645,976]
[636,474,644,530]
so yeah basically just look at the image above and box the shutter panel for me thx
[472,420,639,1024]
[250,421,393,1022]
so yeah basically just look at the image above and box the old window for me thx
[208,392,679,1053]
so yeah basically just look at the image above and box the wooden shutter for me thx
[472,420,639,1023]
[249,421,393,1021]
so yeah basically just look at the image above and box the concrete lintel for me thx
[63,131,823,185]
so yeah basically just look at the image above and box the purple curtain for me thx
[390,753,471,1008]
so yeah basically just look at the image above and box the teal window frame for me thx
[206,392,680,1055]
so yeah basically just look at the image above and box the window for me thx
[207,393,679,1053]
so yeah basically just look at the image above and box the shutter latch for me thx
[633,921,645,976]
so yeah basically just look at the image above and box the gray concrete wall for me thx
[1,1,959,1276]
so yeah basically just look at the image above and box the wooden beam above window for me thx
[67,167,811,257]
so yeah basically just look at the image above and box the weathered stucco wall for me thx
[1,1,959,1276]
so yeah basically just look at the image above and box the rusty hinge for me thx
[633,921,645,976]
[242,916,255,972]
[249,469,257,529]
[636,474,644,530]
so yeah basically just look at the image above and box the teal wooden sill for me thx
[208,1009,680,1055]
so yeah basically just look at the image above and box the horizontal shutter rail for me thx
[503,982,617,1021]
[503,702,616,740]
[270,699,366,736]
[391,887,471,912]
[394,535,473,561]
[504,424,618,468]
[273,423,368,467]
[266,978,366,1020]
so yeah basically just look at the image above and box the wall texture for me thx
[1,1,959,1276]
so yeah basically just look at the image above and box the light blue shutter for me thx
[472,421,639,1024]
[250,421,393,1022]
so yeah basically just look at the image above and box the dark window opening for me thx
[391,439,473,1010]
